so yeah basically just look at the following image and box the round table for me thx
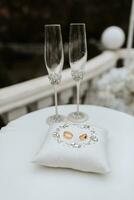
[0,105,134,200]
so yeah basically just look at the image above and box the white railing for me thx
[0,50,118,124]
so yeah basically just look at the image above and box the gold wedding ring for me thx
[63,131,73,139]
[79,133,88,141]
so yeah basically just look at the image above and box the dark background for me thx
[0,0,131,88]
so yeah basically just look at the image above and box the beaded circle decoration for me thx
[52,123,98,148]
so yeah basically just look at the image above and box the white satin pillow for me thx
[33,122,110,174]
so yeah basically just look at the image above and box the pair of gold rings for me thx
[63,131,89,141]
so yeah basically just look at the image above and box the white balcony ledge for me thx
[0,50,123,123]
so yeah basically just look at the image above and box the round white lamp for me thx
[101,26,125,50]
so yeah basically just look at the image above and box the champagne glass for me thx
[68,23,88,123]
[44,24,65,124]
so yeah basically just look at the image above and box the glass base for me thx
[47,114,66,125]
[67,112,88,123]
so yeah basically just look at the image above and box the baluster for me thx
[37,96,53,109]
[59,88,73,105]
[72,81,89,104]
[80,81,89,97]
[77,81,89,104]
[27,102,37,112]
[6,106,28,122]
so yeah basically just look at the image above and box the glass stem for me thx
[54,85,58,118]
[76,81,80,115]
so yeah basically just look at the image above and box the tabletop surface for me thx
[0,105,134,200]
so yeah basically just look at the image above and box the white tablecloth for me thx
[0,105,134,200]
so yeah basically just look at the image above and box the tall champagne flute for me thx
[68,23,88,123]
[44,24,65,124]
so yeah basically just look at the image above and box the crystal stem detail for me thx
[54,85,58,118]
[76,81,80,115]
